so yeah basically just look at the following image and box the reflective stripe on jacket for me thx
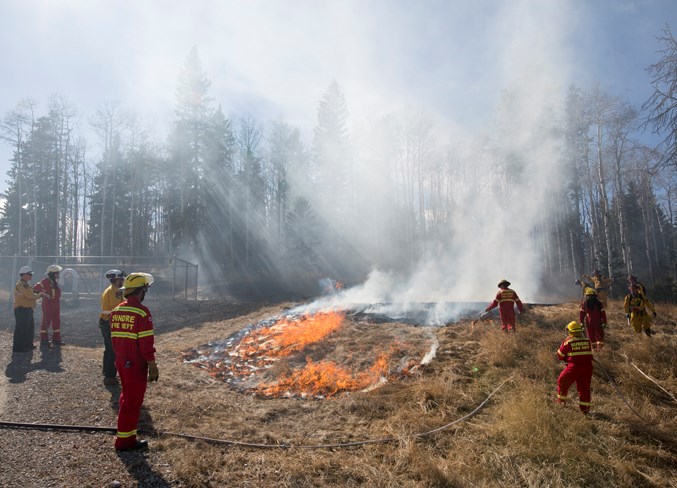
[109,296,155,365]
[557,337,593,365]
[487,288,524,313]
[33,277,61,302]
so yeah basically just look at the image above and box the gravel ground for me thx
[0,297,263,488]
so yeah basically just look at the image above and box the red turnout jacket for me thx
[556,336,593,366]
[109,295,155,367]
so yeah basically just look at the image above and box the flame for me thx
[183,309,430,399]
[236,311,344,359]
[257,354,389,398]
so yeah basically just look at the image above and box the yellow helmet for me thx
[566,321,584,333]
[121,272,154,297]
[584,287,596,296]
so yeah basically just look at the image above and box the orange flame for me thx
[257,354,390,398]
[184,310,424,399]
[236,311,344,360]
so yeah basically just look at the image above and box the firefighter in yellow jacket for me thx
[581,269,612,308]
[13,266,44,353]
[624,283,656,336]
[100,269,125,385]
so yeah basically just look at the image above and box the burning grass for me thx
[182,309,436,399]
[147,299,677,487]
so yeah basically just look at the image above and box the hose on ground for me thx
[621,353,677,405]
[593,358,648,421]
[0,377,510,449]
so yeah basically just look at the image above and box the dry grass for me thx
[139,299,677,487]
[1,298,675,487]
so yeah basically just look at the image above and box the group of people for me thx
[11,265,159,452]
[483,271,659,416]
[12,264,63,353]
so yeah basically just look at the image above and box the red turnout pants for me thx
[40,300,61,342]
[115,360,148,449]
[557,363,593,413]
[499,308,516,331]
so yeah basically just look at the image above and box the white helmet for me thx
[19,266,33,275]
[105,269,125,280]
[47,264,63,274]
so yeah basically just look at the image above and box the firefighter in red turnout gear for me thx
[33,264,63,345]
[579,288,607,351]
[485,279,524,332]
[556,321,594,414]
[109,272,159,451]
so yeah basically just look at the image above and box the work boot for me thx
[116,440,148,452]
[644,328,652,337]
[53,340,64,346]
[103,377,118,386]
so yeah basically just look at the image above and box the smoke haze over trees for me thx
[2,27,677,302]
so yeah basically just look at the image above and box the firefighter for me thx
[109,272,159,451]
[579,288,607,351]
[628,275,648,298]
[556,321,594,414]
[581,269,612,309]
[12,266,43,353]
[484,279,524,332]
[623,283,656,336]
[33,264,63,346]
[100,269,125,385]
[575,277,594,301]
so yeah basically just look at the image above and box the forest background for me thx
[1,5,677,303]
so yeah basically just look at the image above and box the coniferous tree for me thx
[166,46,213,252]
[201,105,236,273]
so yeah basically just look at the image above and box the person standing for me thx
[581,269,612,309]
[628,275,648,298]
[100,269,125,386]
[624,283,657,337]
[556,321,594,414]
[13,266,43,353]
[33,264,63,346]
[484,279,524,332]
[579,288,607,351]
[109,272,159,451]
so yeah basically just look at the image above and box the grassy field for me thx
[143,299,676,487]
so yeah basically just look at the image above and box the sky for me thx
[0,0,673,172]
[0,0,675,307]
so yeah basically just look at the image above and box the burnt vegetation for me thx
[0,299,675,486]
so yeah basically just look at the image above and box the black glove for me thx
[626,314,630,319]
[653,311,657,317]
[148,361,159,382]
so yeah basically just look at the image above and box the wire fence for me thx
[0,256,198,311]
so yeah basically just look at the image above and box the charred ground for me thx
[0,298,675,487]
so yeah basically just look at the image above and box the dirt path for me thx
[0,297,268,487]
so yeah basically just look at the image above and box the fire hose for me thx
[0,378,511,449]
[621,354,677,405]
[593,358,648,422]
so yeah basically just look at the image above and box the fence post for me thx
[171,255,176,299]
